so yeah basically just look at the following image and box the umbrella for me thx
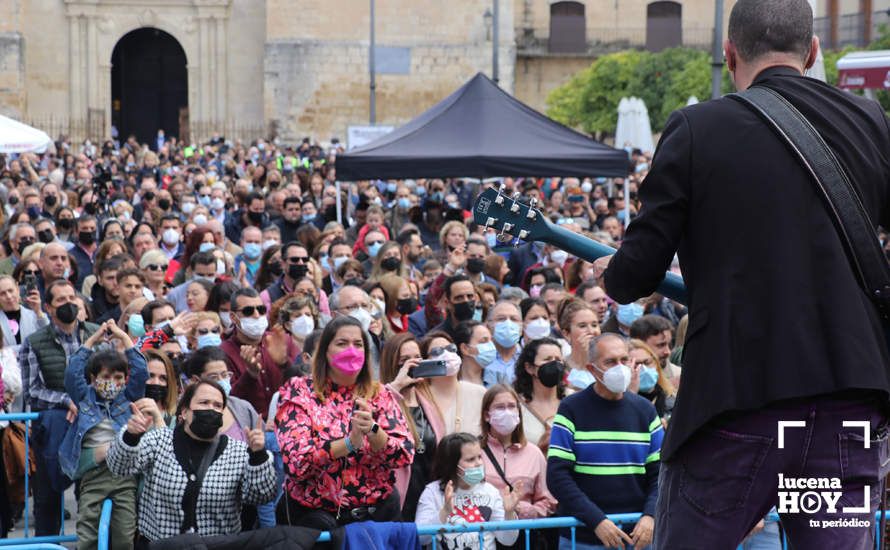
[614,97,655,154]
[0,115,53,154]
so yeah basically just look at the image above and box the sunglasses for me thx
[366,240,385,247]
[286,256,308,264]
[145,264,169,272]
[196,327,221,335]
[428,344,457,358]
[22,270,39,276]
[238,305,267,316]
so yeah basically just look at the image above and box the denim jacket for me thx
[59,346,148,479]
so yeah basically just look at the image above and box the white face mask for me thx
[597,363,632,394]
[239,315,268,339]
[216,259,226,275]
[290,314,314,337]
[373,298,386,314]
[162,228,180,246]
[219,311,233,329]
[442,350,462,377]
[489,408,520,436]
[524,318,551,341]
[348,307,372,331]
[550,250,569,267]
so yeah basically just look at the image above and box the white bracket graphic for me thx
[777,421,807,449]
[842,421,871,449]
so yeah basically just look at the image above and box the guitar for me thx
[472,186,688,306]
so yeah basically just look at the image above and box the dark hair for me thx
[557,297,595,333]
[280,240,308,260]
[189,250,217,270]
[574,279,599,300]
[453,320,482,359]
[245,191,265,205]
[159,213,181,226]
[419,330,454,357]
[283,195,301,208]
[379,332,418,385]
[99,219,123,242]
[181,227,215,268]
[254,244,282,291]
[141,299,174,326]
[728,0,813,63]
[431,432,481,490]
[311,316,377,400]
[86,349,129,382]
[76,215,97,230]
[629,314,674,340]
[184,346,230,379]
[176,379,227,420]
[207,281,240,313]
[97,255,126,276]
[520,297,548,319]
[295,224,321,252]
[44,278,74,305]
[116,267,145,285]
[396,228,419,246]
[230,287,260,310]
[442,274,472,302]
[514,337,565,401]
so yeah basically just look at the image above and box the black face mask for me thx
[343,277,364,287]
[397,297,417,315]
[57,218,74,231]
[269,263,284,277]
[143,191,156,202]
[38,230,54,244]
[84,202,98,215]
[247,211,264,224]
[466,258,485,274]
[44,195,57,208]
[79,231,95,246]
[381,257,401,272]
[144,383,167,403]
[55,302,79,324]
[8,196,18,206]
[537,360,565,388]
[287,263,308,280]
[158,198,171,210]
[189,409,223,439]
[17,239,34,255]
[452,300,476,322]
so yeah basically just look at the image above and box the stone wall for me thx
[513,55,591,117]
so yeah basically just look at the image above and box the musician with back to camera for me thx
[593,0,890,547]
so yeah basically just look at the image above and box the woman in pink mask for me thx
[274,316,414,529]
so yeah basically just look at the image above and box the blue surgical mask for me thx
[216,376,231,396]
[332,256,348,270]
[199,242,215,253]
[197,333,222,349]
[244,243,262,260]
[459,465,485,486]
[472,306,483,322]
[567,368,595,390]
[367,242,383,258]
[616,302,644,327]
[639,366,659,393]
[493,320,521,348]
[397,197,411,210]
[127,314,145,338]
[616,210,627,222]
[303,213,316,222]
[386,182,398,193]
[415,185,426,196]
[473,341,497,367]
[485,232,497,249]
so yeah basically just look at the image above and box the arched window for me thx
[549,1,586,53]
[646,1,682,52]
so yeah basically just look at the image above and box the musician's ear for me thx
[804,36,819,70]
[723,39,736,74]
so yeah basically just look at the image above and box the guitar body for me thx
[472,187,689,306]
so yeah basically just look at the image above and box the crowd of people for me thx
[0,131,809,549]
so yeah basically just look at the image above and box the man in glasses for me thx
[221,288,298,418]
[0,223,36,276]
[260,242,309,311]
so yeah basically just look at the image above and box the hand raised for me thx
[244,418,265,452]
[126,402,152,435]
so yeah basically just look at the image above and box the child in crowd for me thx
[59,320,148,550]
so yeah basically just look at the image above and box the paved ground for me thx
[7,488,78,548]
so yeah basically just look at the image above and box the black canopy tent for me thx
[336,73,630,180]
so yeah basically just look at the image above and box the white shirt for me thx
[416,480,517,549]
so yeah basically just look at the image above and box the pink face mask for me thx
[330,347,365,375]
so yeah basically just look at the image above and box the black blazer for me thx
[605,66,890,460]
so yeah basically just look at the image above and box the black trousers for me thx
[275,490,401,530]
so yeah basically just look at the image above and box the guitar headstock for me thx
[472,185,550,244]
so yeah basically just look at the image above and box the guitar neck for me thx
[542,220,688,306]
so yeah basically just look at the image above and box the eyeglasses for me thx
[428,344,457,358]
[196,327,221,335]
[22,270,39,276]
[145,264,168,272]
[286,256,308,264]
[366,240,385,247]
[238,305,267,316]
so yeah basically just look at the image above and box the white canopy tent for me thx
[0,115,53,154]
[614,97,655,154]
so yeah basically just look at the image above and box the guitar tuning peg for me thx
[518,230,529,240]
[511,192,521,200]
[529,197,538,208]
[510,202,521,213]
[484,216,497,229]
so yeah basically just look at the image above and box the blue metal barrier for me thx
[97,499,113,550]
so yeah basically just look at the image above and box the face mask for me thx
[197,333,222,349]
[381,257,401,272]
[238,315,268,339]
[193,214,208,226]
[16,239,34,255]
[566,368,595,390]
[616,302,644,327]
[216,376,231,396]
[396,297,417,315]
[143,191,156,202]
[597,363,632,394]
[44,195,58,207]
[367,242,382,258]
[397,197,411,210]
[158,199,171,210]
[263,239,277,251]
[303,212,316,222]
[127,314,146,337]
[211,197,225,211]
[537,360,564,388]
[415,185,427,197]
[219,311,233,329]
[199,195,211,207]
[95,378,125,401]
[473,341,497,367]
[348,307,372,331]
[57,218,74,231]
[38,229,54,244]
[162,228,180,246]
[529,285,542,298]
[144,383,167,403]
[181,202,196,214]
[459,464,486,486]
[493,320,521,348]
[290,314,314,337]
[485,232,498,249]
[243,243,262,260]
[581,182,593,193]
[330,346,365,375]
[79,231,95,246]
[452,300,476,322]
[489,408,520,436]
[287,263,308,280]
[373,298,386,313]
[472,306,483,322]
[639,366,659,393]
[466,258,485,274]
[216,260,226,276]
[199,242,215,253]
[442,350,462,377]
[189,409,223,439]
[385,182,398,193]
[55,302,79,324]
[332,256,348,271]
[550,250,569,267]
[524,318,551,341]
[247,211,264,224]
[194,274,215,284]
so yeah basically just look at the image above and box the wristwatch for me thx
[370,423,380,434]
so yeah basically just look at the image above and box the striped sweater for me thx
[546,385,662,544]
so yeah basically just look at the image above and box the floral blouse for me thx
[275,376,414,512]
